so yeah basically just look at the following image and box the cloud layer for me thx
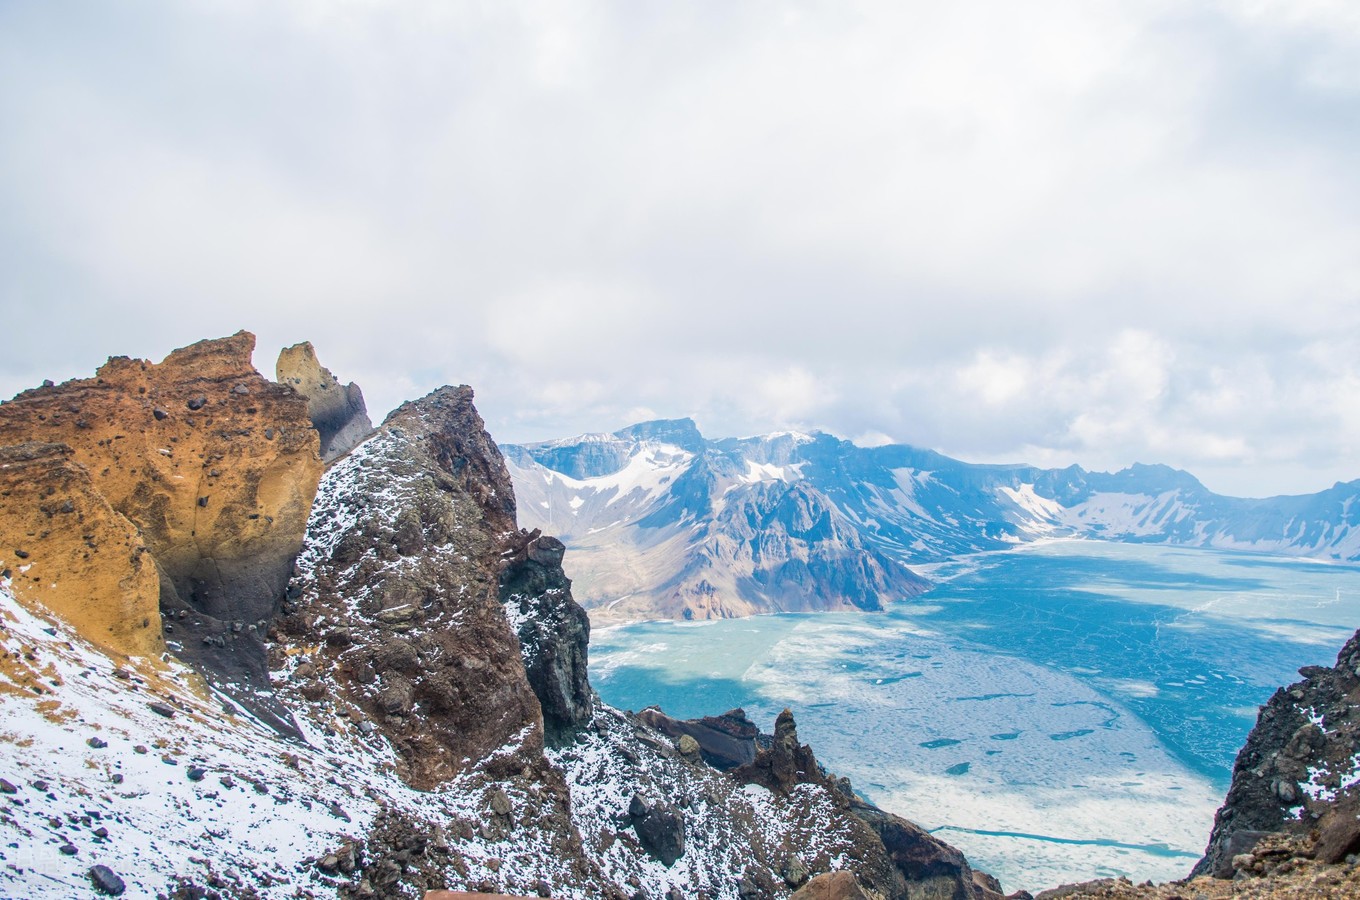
[2,1,1358,497]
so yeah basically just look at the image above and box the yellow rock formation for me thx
[0,331,323,620]
[0,442,162,659]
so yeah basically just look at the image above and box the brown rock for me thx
[276,341,373,463]
[0,442,162,659]
[276,385,545,788]
[1314,796,1360,864]
[790,871,873,900]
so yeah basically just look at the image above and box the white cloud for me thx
[1,0,1357,497]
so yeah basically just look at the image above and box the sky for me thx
[2,1,1358,498]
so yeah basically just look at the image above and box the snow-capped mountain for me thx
[505,421,930,623]
[507,420,1360,622]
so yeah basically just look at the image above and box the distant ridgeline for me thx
[506,419,1360,622]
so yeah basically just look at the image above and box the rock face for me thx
[734,709,1004,900]
[1194,628,1360,878]
[274,385,546,788]
[0,332,1007,900]
[0,332,323,711]
[499,529,593,744]
[0,442,161,659]
[275,341,373,463]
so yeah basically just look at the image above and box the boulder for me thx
[637,707,759,770]
[629,793,686,867]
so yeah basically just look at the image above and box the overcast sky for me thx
[2,1,1358,497]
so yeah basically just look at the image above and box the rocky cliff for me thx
[0,441,161,660]
[0,332,1009,899]
[0,332,323,728]
[1194,628,1360,878]
[271,385,551,789]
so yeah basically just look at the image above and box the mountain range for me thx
[2,333,1359,899]
[506,419,1360,622]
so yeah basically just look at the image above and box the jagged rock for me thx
[0,442,162,658]
[0,332,323,729]
[734,708,822,793]
[1194,627,1360,877]
[276,341,373,463]
[733,709,998,899]
[629,794,686,867]
[791,872,873,900]
[638,707,759,770]
[274,386,545,788]
[853,798,1002,900]
[499,529,593,744]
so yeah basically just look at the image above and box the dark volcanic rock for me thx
[88,864,126,895]
[1194,628,1360,877]
[628,793,686,867]
[732,708,1000,899]
[734,708,825,793]
[499,530,593,744]
[637,707,759,770]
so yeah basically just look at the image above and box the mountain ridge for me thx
[507,419,1360,623]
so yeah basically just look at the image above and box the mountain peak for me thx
[614,417,706,452]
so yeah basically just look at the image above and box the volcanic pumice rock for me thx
[0,442,162,659]
[0,331,323,712]
[276,341,373,463]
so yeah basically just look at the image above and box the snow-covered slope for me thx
[508,421,1360,622]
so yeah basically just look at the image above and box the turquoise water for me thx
[588,541,1360,890]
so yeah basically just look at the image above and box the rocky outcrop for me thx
[1194,628,1360,878]
[791,871,875,900]
[637,706,760,769]
[499,529,593,744]
[276,342,373,463]
[273,386,546,789]
[0,332,323,717]
[0,442,161,659]
[734,709,1003,900]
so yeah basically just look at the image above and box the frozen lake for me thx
[588,540,1360,893]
